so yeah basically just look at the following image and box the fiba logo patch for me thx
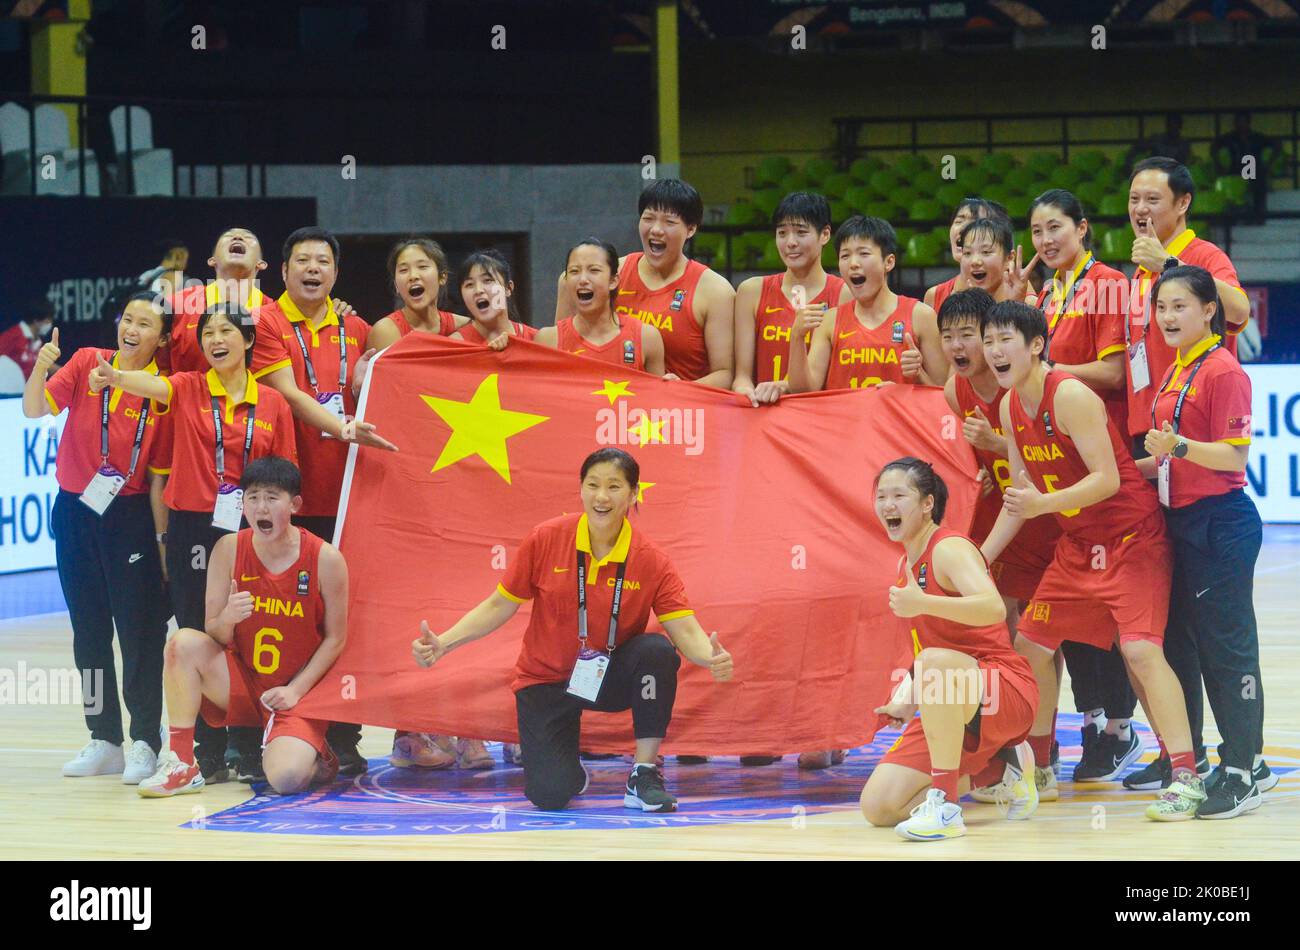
[917,562,929,589]
[891,321,905,344]
[623,340,636,364]
[297,571,310,596]
[670,289,686,312]
[1042,411,1055,437]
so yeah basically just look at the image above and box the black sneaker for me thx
[198,756,232,784]
[1070,723,1104,781]
[740,755,781,766]
[1254,761,1278,792]
[237,748,266,784]
[1197,768,1262,820]
[1123,756,1171,791]
[335,743,368,777]
[675,755,709,765]
[624,765,677,812]
[1074,730,1143,782]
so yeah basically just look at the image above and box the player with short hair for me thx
[924,198,1011,315]
[732,191,849,408]
[556,180,734,386]
[786,215,945,394]
[861,457,1039,841]
[139,456,347,798]
[978,301,1205,821]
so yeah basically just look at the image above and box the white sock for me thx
[633,762,657,771]
[1253,754,1264,769]
[1083,709,1105,729]
[1105,719,1131,740]
[1225,765,1253,786]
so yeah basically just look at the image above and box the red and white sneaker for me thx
[137,750,204,798]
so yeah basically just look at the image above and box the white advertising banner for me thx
[1243,365,1300,524]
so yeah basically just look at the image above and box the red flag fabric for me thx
[295,332,979,754]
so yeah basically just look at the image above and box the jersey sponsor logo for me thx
[618,305,674,333]
[838,346,899,366]
[252,595,305,618]
[1021,442,1066,463]
[670,289,686,312]
[617,289,637,296]
[838,330,857,340]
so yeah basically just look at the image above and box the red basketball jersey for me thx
[456,321,537,344]
[1007,371,1158,543]
[616,252,709,380]
[231,527,327,694]
[824,296,919,390]
[386,309,458,337]
[896,528,1022,665]
[555,315,645,370]
[753,272,845,385]
[931,276,958,316]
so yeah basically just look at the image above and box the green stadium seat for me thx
[1005,194,1032,220]
[1097,193,1128,217]
[822,172,854,198]
[958,166,990,193]
[928,225,951,246]
[896,153,931,177]
[1001,166,1038,193]
[1189,161,1215,189]
[894,226,918,247]
[889,186,920,210]
[754,156,792,188]
[868,169,901,194]
[1073,150,1107,174]
[912,170,944,195]
[843,184,873,213]
[803,157,837,185]
[1101,228,1133,262]
[849,157,881,182]
[779,170,810,194]
[910,198,945,223]
[734,232,768,268]
[1195,190,1229,215]
[822,242,839,271]
[872,201,904,222]
[936,182,966,209]
[1214,175,1249,207]
[1088,222,1110,253]
[1026,152,1059,176]
[691,232,723,264]
[759,242,784,271]
[1053,165,1084,190]
[983,152,1017,176]
[1076,180,1107,210]
[753,187,783,218]
[724,200,764,226]
[982,183,1013,206]
[829,199,851,225]
[1014,229,1035,260]
[1187,219,1210,237]
[906,232,944,267]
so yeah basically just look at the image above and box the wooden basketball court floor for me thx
[2,526,1297,861]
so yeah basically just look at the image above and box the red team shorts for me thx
[989,551,1048,604]
[1018,511,1172,651]
[881,655,1038,779]
[199,650,332,758]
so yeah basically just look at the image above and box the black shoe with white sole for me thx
[1197,768,1262,820]
[1254,761,1278,792]
[1070,723,1104,781]
[624,764,677,812]
[1074,731,1143,782]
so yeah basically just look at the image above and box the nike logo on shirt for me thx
[553,567,569,573]
[764,307,784,314]
[128,553,142,564]
[839,331,857,340]
[1196,587,1211,598]
[241,574,260,582]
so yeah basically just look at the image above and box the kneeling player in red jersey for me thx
[139,457,348,797]
[861,458,1039,842]
[978,302,1206,820]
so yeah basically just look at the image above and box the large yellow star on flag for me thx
[420,374,548,484]
[635,481,656,504]
[591,379,635,405]
[629,414,667,447]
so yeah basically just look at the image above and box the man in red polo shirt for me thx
[0,303,55,382]
[1124,158,1250,452]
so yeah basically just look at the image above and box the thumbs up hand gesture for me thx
[888,565,927,619]
[220,578,255,626]
[36,327,60,373]
[707,632,733,682]
[1144,420,1180,459]
[899,331,924,380]
[1131,216,1168,274]
[962,405,1000,451]
[88,353,120,394]
[412,620,447,669]
[1003,469,1045,519]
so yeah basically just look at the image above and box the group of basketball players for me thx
[26,151,1270,836]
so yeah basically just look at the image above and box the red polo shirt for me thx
[1151,334,1252,509]
[497,513,694,692]
[152,368,297,513]
[1125,229,1247,436]
[0,323,41,379]
[44,348,167,496]
[259,294,370,516]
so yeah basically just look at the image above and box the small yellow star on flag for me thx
[590,379,635,405]
[420,374,548,484]
[636,481,656,504]
[629,415,667,447]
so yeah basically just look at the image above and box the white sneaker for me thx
[122,740,158,785]
[62,739,125,777]
[972,762,1058,803]
[895,788,966,841]
[991,742,1039,820]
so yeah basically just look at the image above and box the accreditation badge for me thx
[1157,456,1171,508]
[212,482,245,531]
[1128,341,1151,392]
[566,647,610,702]
[79,464,126,516]
[317,391,346,439]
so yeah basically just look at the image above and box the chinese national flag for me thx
[295,333,979,754]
